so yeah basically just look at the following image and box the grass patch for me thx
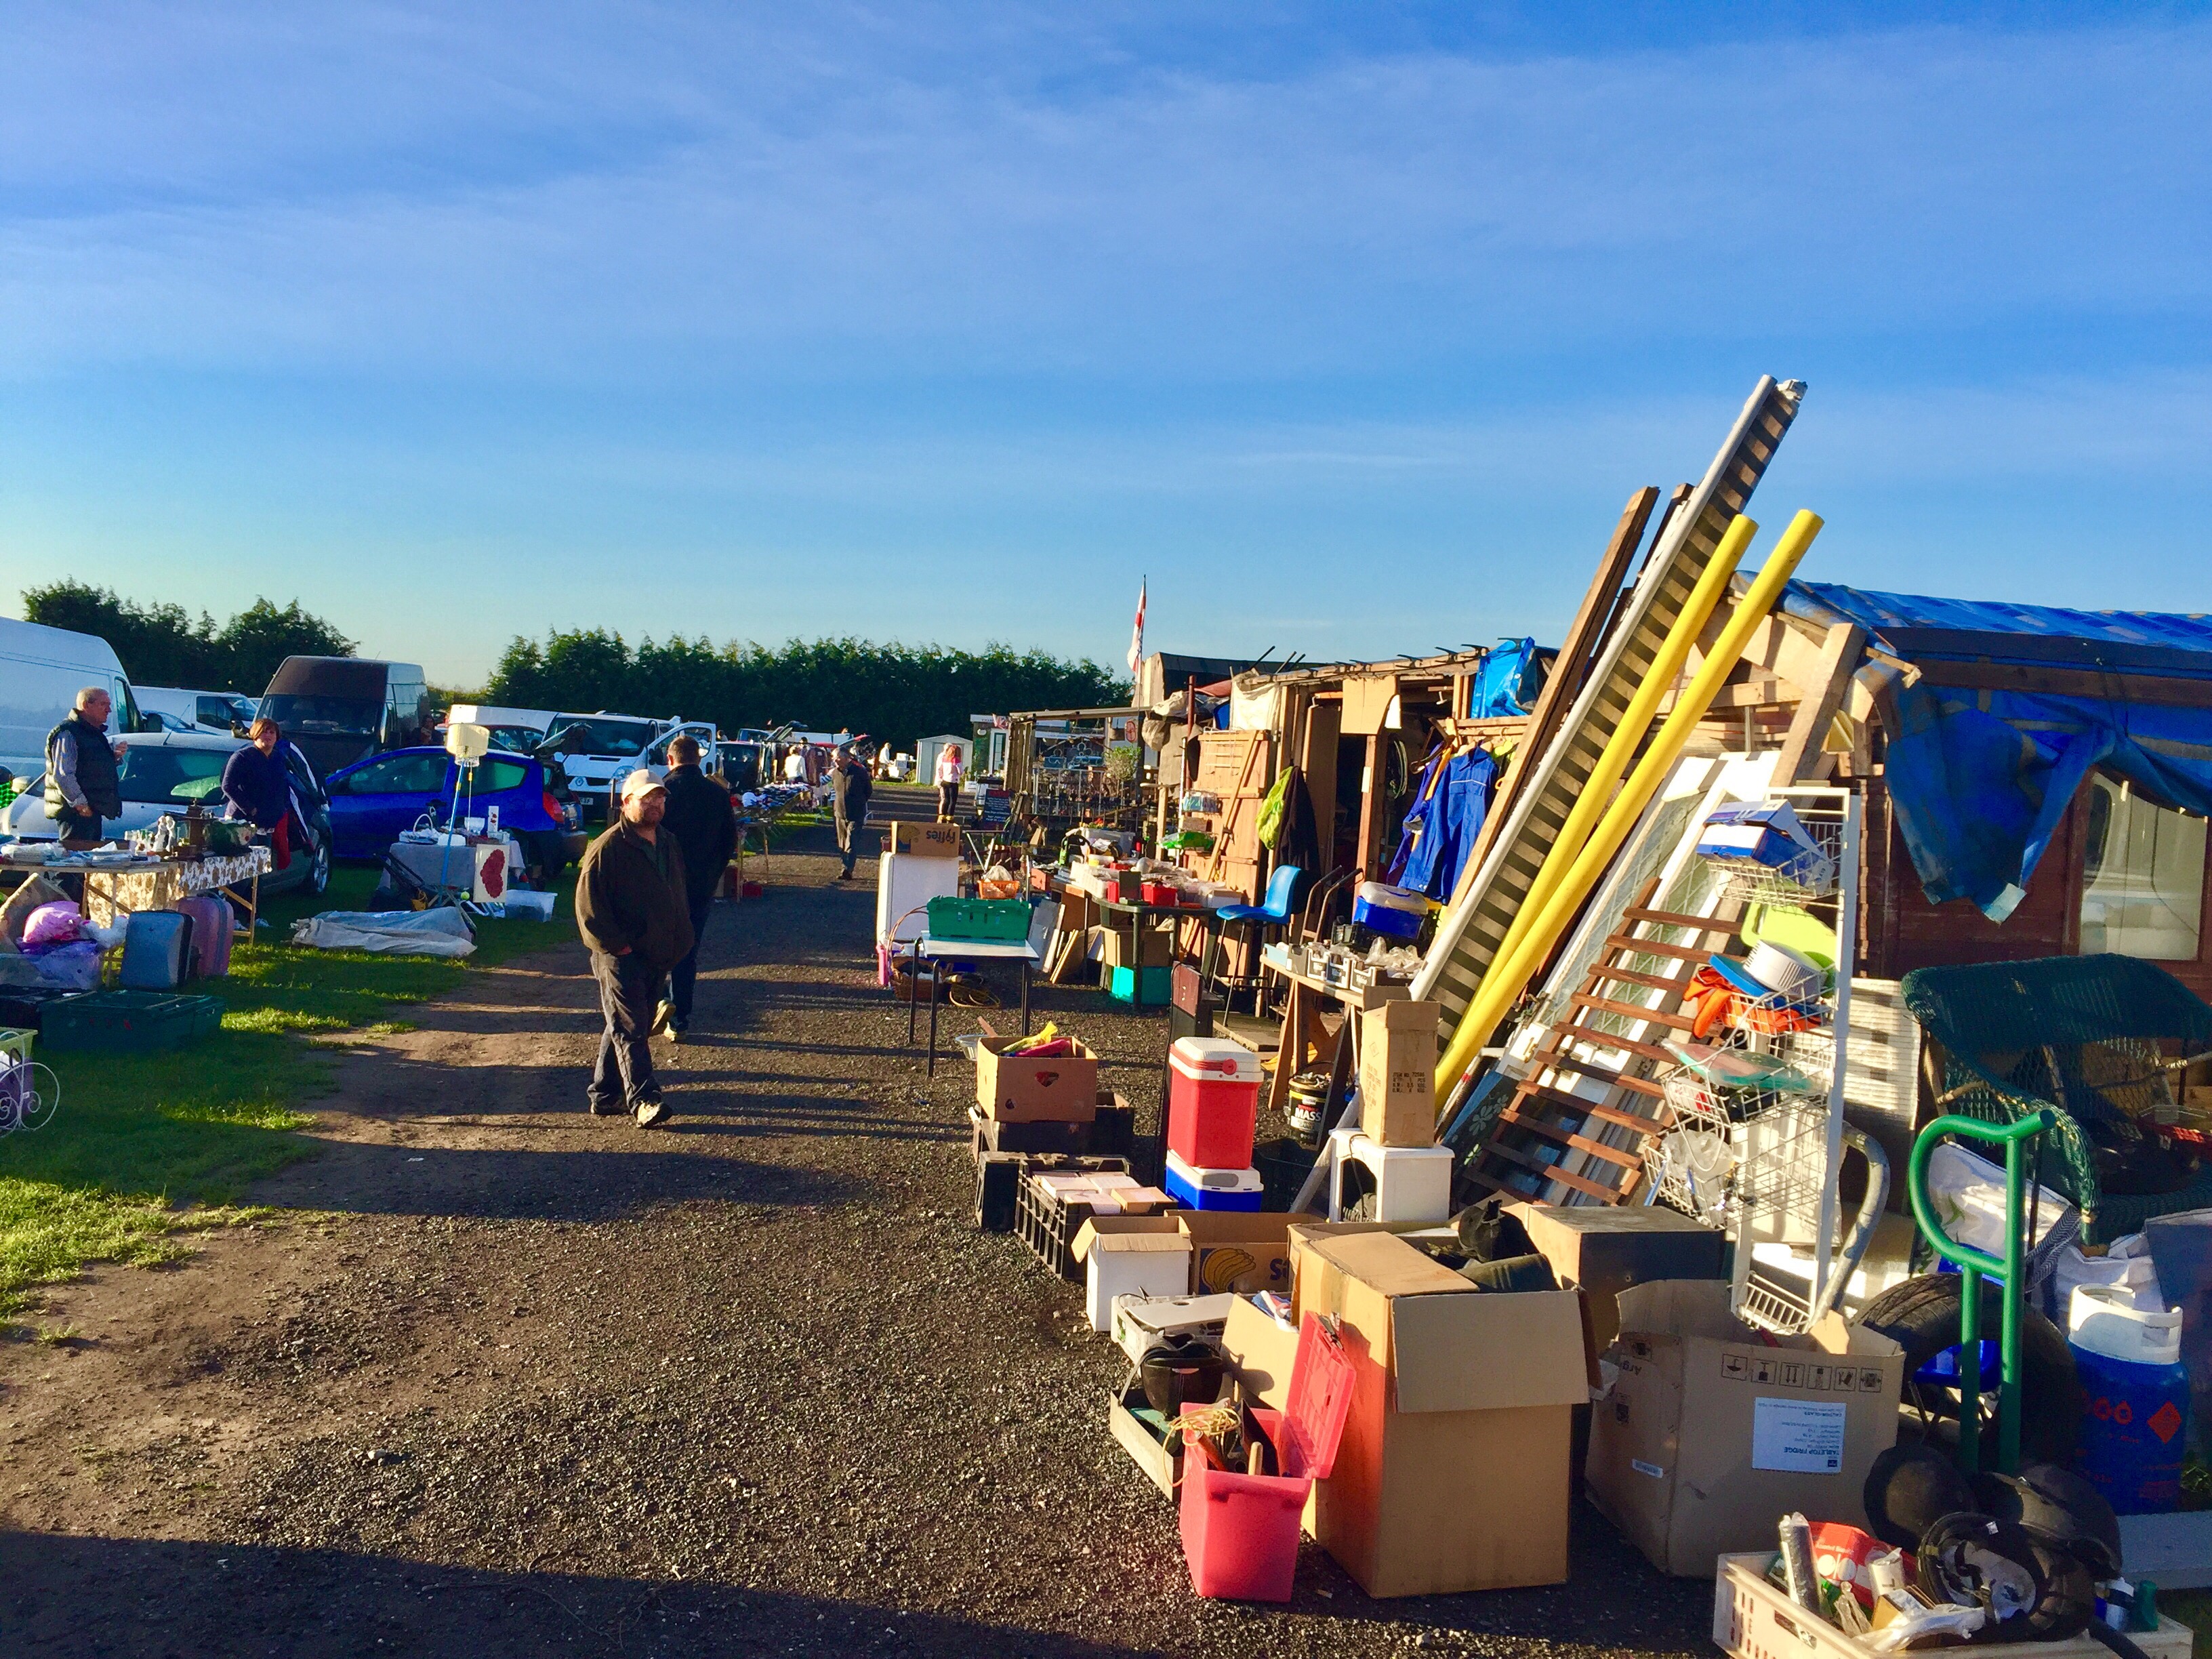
[0,861,579,1312]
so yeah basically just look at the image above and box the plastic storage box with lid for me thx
[926,895,1030,942]
[1165,1150,1265,1212]
[1180,1312,1356,1601]
[1168,1038,1265,1170]
[1351,882,1426,940]
[1327,1128,1452,1223]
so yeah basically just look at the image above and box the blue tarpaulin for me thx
[1468,637,1541,718]
[1782,583,2212,920]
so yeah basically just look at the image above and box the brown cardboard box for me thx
[1586,1280,1904,1578]
[1177,1212,1315,1298]
[1293,1229,1588,1597]
[1100,919,1173,969]
[1359,1000,1440,1146]
[886,820,962,858]
[975,1038,1101,1124]
[1504,1202,1727,1355]
[1221,1294,1303,1410]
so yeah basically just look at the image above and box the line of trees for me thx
[488,630,1128,752]
[21,581,355,694]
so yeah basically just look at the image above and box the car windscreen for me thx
[118,747,232,805]
[262,694,384,738]
[544,719,656,757]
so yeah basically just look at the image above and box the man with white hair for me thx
[44,686,127,849]
[574,770,694,1127]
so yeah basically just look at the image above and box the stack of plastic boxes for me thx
[1164,1038,1265,1212]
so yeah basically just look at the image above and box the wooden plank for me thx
[1497,1111,1645,1169]
[1570,991,1697,1032]
[1913,660,2212,709]
[1776,622,1867,784]
[1589,964,1696,995]
[1479,1139,1621,1202]
[1621,907,1740,935]
[1516,1082,1667,1132]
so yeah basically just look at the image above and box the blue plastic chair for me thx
[1204,865,1302,1014]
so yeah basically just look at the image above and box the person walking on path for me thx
[575,771,694,1127]
[656,735,735,1040]
[44,686,127,849]
[933,742,964,823]
[830,744,873,882]
[220,717,298,869]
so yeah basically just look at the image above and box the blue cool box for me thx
[1165,1150,1265,1212]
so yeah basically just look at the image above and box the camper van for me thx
[0,617,143,785]
[255,657,431,780]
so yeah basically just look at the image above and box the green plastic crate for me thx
[1108,964,1171,1004]
[40,991,225,1054]
[926,896,1031,943]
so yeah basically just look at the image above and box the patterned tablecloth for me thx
[83,847,272,927]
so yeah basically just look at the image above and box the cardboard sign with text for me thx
[1358,1000,1441,1147]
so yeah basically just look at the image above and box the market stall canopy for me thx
[1782,581,2212,921]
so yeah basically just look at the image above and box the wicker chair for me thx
[1901,955,2212,1244]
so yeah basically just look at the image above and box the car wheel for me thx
[307,832,330,895]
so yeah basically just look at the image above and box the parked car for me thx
[255,656,432,779]
[0,731,333,896]
[319,745,578,875]
[534,712,669,823]
[0,616,148,783]
[137,685,258,735]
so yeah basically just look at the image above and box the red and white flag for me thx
[1126,578,1147,679]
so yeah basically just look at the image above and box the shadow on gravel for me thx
[0,1532,1172,1659]
[268,1143,861,1221]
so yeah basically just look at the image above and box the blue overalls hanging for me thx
[1389,745,1500,899]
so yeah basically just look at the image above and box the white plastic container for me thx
[1744,939,1824,1000]
[2072,1284,2184,1366]
[1327,1128,1452,1223]
[1112,1291,1237,1364]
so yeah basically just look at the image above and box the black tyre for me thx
[1856,1273,2081,1466]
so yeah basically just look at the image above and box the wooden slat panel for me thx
[1621,907,1741,935]
[1479,1139,1622,1203]
[1498,1111,1645,1170]
[1570,992,1698,1032]
[1519,1082,1666,1128]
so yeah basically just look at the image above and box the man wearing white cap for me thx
[574,769,695,1126]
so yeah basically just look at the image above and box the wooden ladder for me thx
[1465,882,1739,1206]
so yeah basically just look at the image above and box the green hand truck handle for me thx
[1904,1109,2056,1477]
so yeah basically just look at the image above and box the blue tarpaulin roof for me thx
[1778,582,2212,920]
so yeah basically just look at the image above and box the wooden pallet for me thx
[1465,886,1738,1206]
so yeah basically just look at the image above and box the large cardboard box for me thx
[886,820,962,859]
[1100,919,1173,969]
[1292,1228,1588,1597]
[975,1038,1101,1124]
[1587,1280,1904,1578]
[1359,1000,1440,1146]
[1177,1212,1313,1298]
[1504,1202,1727,1355]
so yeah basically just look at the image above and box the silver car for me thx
[1,731,332,896]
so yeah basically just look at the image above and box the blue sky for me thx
[2,3,2207,687]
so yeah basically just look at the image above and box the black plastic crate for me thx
[971,1149,1132,1235]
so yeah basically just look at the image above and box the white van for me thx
[446,702,560,756]
[0,617,142,786]
[538,711,672,822]
[137,685,258,735]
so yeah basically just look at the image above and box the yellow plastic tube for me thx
[1479,513,1757,979]
[1434,509,1825,1102]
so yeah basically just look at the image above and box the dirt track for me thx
[0,827,1711,1658]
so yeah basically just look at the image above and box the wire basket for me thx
[1731,1099,1836,1242]
[1645,1126,1734,1227]
[1698,812,1844,906]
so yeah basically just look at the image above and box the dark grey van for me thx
[256,657,432,779]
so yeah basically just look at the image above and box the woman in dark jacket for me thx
[221,718,298,869]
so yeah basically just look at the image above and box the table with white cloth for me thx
[81,848,272,935]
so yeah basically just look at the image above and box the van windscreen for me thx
[262,695,383,738]
[546,719,655,756]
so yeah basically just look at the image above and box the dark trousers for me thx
[935,782,958,821]
[590,951,661,1109]
[668,889,715,1025]
[835,814,861,874]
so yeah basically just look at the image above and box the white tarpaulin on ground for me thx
[291,907,477,958]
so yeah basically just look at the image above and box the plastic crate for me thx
[973,1149,1131,1234]
[1015,1162,1143,1281]
[1109,964,1172,1004]
[927,896,1031,942]
[40,990,225,1054]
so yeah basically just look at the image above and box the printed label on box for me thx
[1752,1357,1777,1385]
[1808,1363,1830,1391]
[1721,1351,1748,1381]
[1750,1397,1847,1473]
[1632,1459,1666,1480]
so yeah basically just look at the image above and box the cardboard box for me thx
[1221,1293,1303,1410]
[1178,1212,1313,1298]
[1101,919,1173,969]
[1504,1202,1727,1355]
[886,819,962,859]
[1108,1378,1187,1500]
[1587,1280,1904,1578]
[1074,1217,1193,1333]
[1294,1229,1588,1597]
[1359,1000,1440,1146]
[975,1038,1100,1123]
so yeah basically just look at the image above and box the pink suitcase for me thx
[174,894,234,979]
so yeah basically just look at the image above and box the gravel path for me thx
[0,829,1713,1658]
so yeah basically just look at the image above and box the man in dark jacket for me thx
[830,744,872,881]
[656,735,737,1040]
[44,686,127,848]
[574,771,695,1127]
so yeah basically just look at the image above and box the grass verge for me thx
[0,863,575,1315]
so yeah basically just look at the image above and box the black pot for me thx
[1139,1334,1226,1417]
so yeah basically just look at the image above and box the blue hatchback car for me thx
[321,746,569,860]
